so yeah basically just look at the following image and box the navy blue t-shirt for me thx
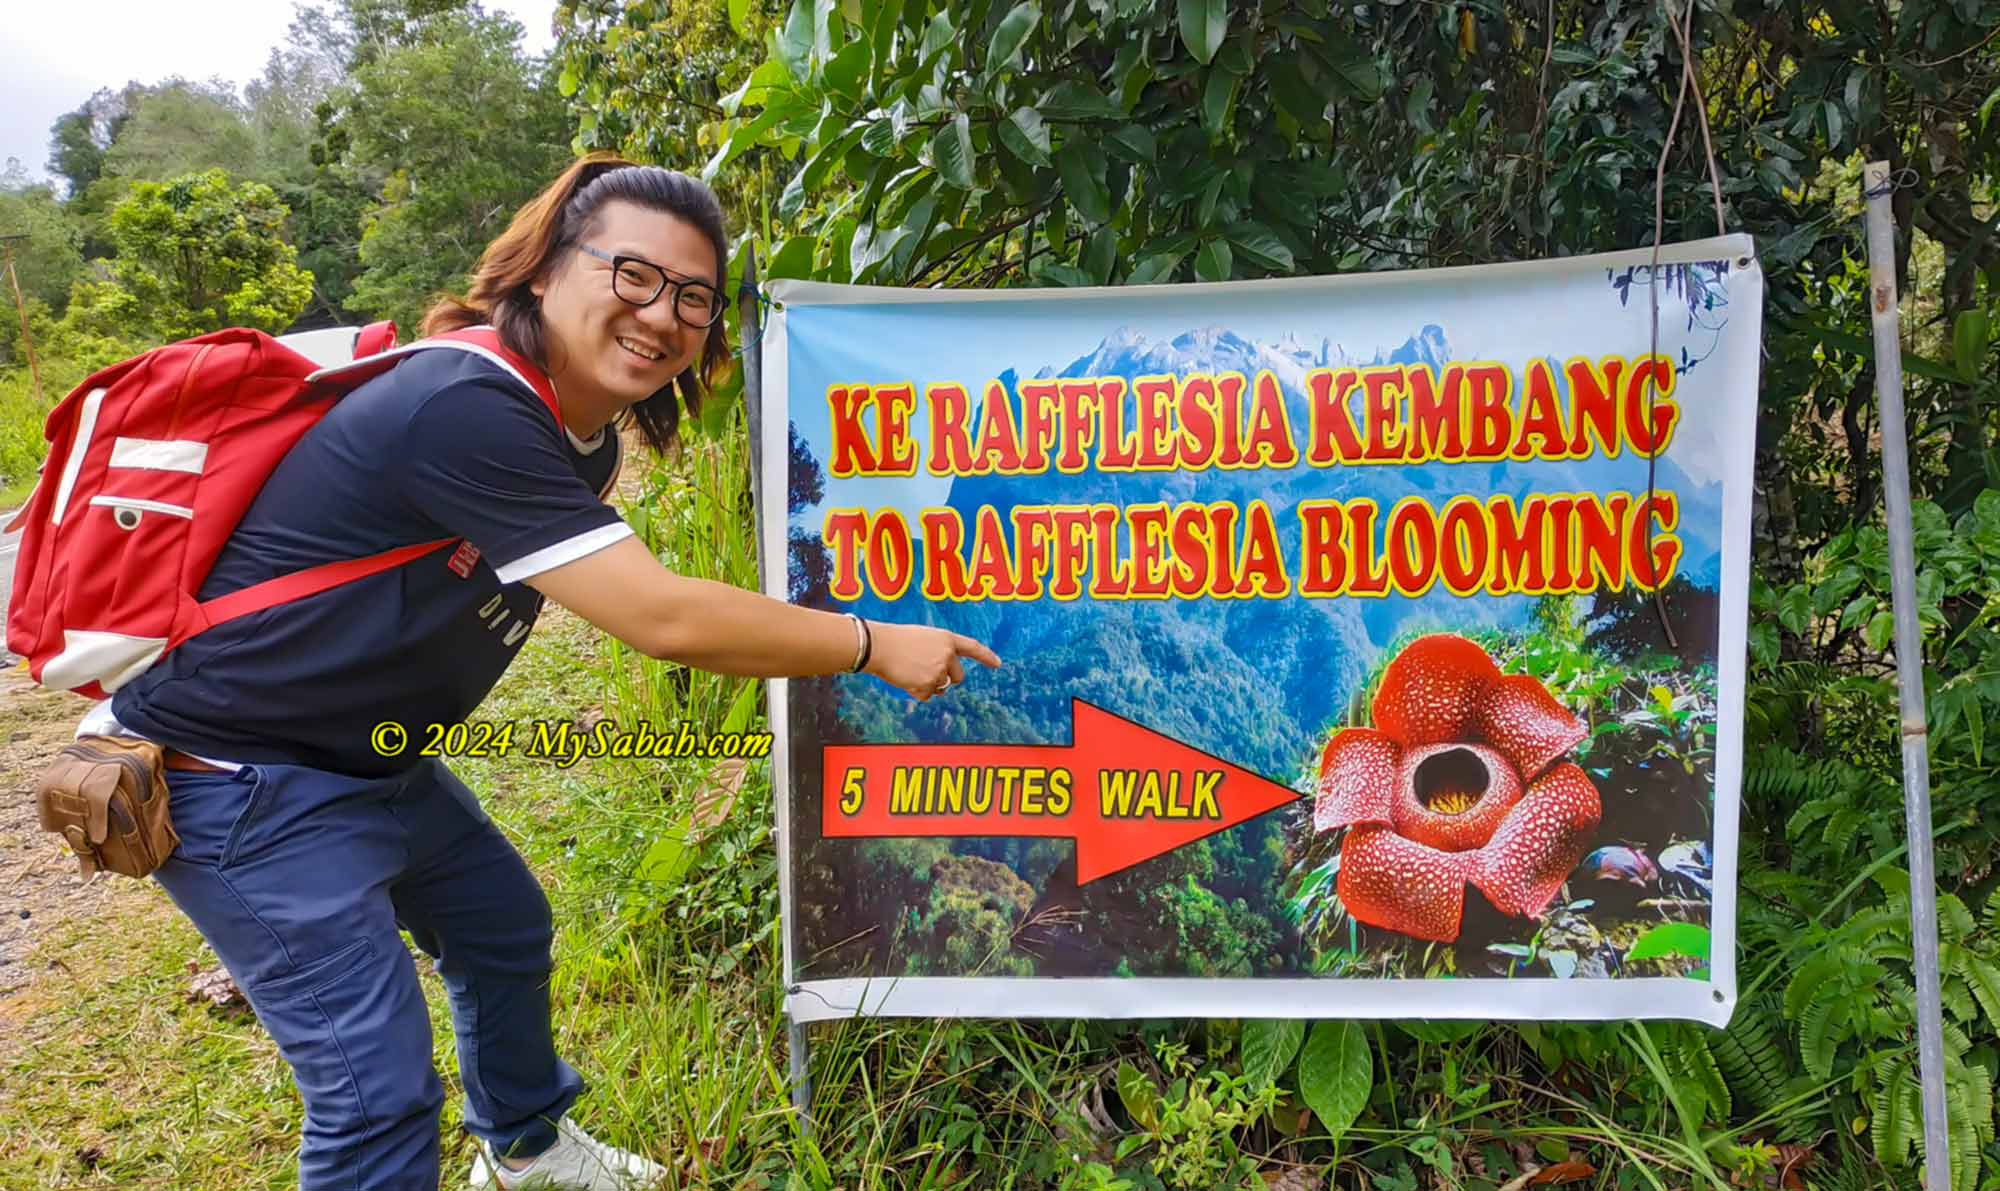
[113,349,629,776]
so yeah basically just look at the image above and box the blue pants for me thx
[155,759,584,1190]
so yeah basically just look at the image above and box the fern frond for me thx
[1960,1060,1995,1145]
[1941,1019,1973,1059]
[1938,893,1977,942]
[1787,795,1839,839]
[1799,987,1844,1080]
[1942,975,1974,1024]
[1823,806,1866,854]
[1747,749,1821,803]
[1661,1024,1732,1124]
[1786,949,1856,1018]
[1712,1001,1789,1116]
[1961,954,2000,1035]
[1871,1056,1916,1168]
[1947,1107,1979,1191]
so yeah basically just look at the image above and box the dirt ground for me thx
[0,671,173,1055]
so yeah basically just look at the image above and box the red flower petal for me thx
[1468,762,1601,919]
[1336,825,1475,943]
[1371,634,1500,747]
[1390,742,1523,853]
[1477,673,1587,778]
[1314,728,1400,831]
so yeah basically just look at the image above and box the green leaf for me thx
[933,114,977,190]
[1104,124,1156,164]
[1781,316,1963,384]
[999,107,1052,166]
[720,59,793,117]
[635,828,693,888]
[1117,57,1153,114]
[1201,69,1238,139]
[768,234,817,280]
[1040,80,1121,120]
[1240,1019,1305,1091]
[1056,140,1112,224]
[824,39,871,101]
[1228,222,1294,271]
[1195,238,1232,282]
[1297,1020,1371,1141]
[1269,57,1327,128]
[919,11,955,66]
[557,62,579,97]
[1747,621,1779,669]
[1954,310,1990,382]
[778,166,810,221]
[1034,262,1094,286]
[1083,227,1115,283]
[1327,52,1387,102]
[1864,609,1896,653]
[1397,1020,1483,1044]
[860,117,898,157]
[986,1,1040,77]
[703,106,787,181]
[1964,955,2000,1033]
[728,0,752,38]
[818,218,857,283]
[1627,922,1711,964]
[1116,1060,1158,1130]
[1176,0,1227,65]
[777,0,814,79]
[1775,584,1812,636]
[1125,251,1183,285]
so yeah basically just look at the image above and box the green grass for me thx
[1,362,54,510]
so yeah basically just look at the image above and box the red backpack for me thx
[5,322,561,701]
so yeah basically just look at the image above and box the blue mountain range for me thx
[823,323,1724,782]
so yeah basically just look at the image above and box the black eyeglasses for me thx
[577,245,724,328]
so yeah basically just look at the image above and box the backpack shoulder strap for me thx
[180,327,564,639]
[305,325,564,431]
[178,539,456,646]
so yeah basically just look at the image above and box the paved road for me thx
[1,522,18,665]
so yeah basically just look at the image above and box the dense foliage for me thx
[560,0,2000,1186]
[0,0,569,501]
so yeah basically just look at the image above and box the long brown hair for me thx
[423,152,732,453]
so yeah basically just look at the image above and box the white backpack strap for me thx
[305,327,559,425]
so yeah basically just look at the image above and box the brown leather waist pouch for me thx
[35,736,179,878]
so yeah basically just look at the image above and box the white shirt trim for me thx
[566,426,607,454]
[492,521,634,585]
[77,701,245,773]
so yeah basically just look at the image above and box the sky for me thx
[1,0,559,185]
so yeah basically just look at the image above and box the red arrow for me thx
[821,698,1301,883]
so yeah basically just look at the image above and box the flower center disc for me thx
[1413,748,1491,817]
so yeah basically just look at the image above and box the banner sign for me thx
[763,236,1759,1025]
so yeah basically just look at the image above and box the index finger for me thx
[953,634,1002,668]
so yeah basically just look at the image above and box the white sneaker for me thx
[467,1117,668,1190]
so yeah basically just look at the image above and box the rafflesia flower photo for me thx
[1312,634,1602,945]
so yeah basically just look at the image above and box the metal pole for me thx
[738,242,767,588]
[1862,159,1950,1191]
[1,237,47,406]
[736,245,814,1138]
